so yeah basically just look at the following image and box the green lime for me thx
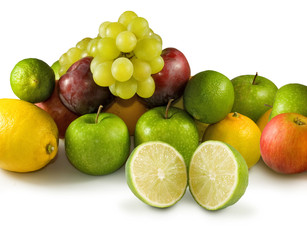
[51,60,61,80]
[183,70,234,124]
[125,141,188,208]
[10,58,55,103]
[189,140,249,211]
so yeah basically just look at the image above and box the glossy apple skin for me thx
[65,113,130,175]
[231,74,278,122]
[36,81,78,139]
[141,48,191,108]
[260,113,307,174]
[58,57,114,115]
[134,106,199,167]
[270,83,307,120]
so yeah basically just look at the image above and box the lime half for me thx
[125,141,188,208]
[189,140,248,210]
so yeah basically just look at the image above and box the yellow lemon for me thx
[203,112,261,168]
[0,98,59,172]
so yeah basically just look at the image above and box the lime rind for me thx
[126,141,188,208]
[189,140,248,211]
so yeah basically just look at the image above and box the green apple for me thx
[65,108,130,175]
[231,73,278,122]
[270,83,307,120]
[134,103,199,167]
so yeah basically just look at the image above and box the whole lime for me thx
[183,70,234,124]
[10,58,55,103]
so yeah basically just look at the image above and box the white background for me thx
[1,0,307,239]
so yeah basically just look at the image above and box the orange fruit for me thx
[104,95,147,135]
[202,112,261,168]
[256,108,272,132]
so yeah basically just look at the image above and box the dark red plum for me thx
[141,48,191,108]
[58,57,114,115]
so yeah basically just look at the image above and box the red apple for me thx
[36,80,78,139]
[260,113,307,174]
[141,47,191,108]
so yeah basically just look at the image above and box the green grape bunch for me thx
[58,11,164,99]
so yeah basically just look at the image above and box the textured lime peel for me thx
[189,140,248,211]
[125,141,188,208]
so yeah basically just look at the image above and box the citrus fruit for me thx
[104,95,147,135]
[125,141,188,208]
[183,70,234,124]
[194,120,209,142]
[10,58,55,103]
[189,140,249,211]
[203,112,261,168]
[257,108,272,132]
[51,60,61,80]
[0,99,59,172]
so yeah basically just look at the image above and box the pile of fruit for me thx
[1,11,307,211]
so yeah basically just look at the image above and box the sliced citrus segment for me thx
[126,141,188,208]
[189,140,248,210]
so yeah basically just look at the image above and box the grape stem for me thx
[95,105,103,124]
[165,99,174,119]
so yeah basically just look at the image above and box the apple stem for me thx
[294,117,305,126]
[165,99,174,119]
[95,105,103,124]
[252,72,258,85]
[264,104,273,108]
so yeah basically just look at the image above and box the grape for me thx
[115,78,137,99]
[59,64,71,76]
[149,56,164,74]
[136,76,155,98]
[111,57,133,82]
[118,11,138,27]
[57,11,164,100]
[109,83,118,96]
[97,37,120,60]
[116,31,137,53]
[59,52,69,66]
[134,38,162,61]
[149,33,162,44]
[105,22,126,39]
[86,38,101,57]
[92,61,115,87]
[67,47,83,63]
[90,56,105,73]
[131,58,151,81]
[99,21,111,38]
[127,17,150,39]
[59,49,82,77]
[76,37,92,50]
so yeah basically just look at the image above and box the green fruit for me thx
[231,73,278,122]
[134,105,199,167]
[126,141,188,208]
[183,70,234,124]
[51,60,61,80]
[189,140,249,211]
[270,83,307,120]
[65,111,130,175]
[10,58,55,103]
